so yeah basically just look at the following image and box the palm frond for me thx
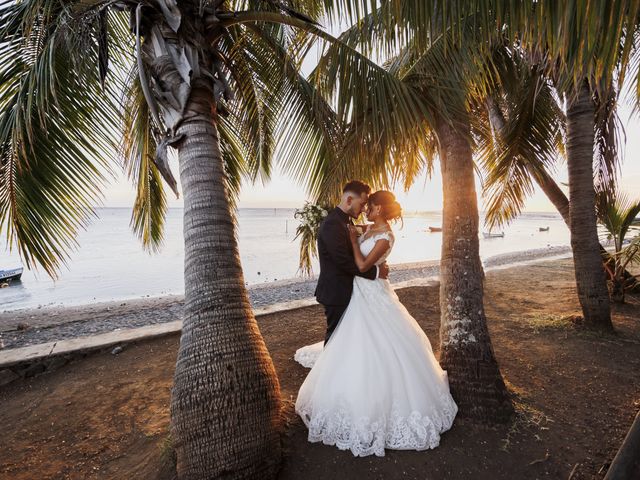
[595,181,640,251]
[621,235,640,269]
[121,67,168,252]
[230,14,405,204]
[0,0,126,276]
[594,86,624,189]
[306,32,438,201]
[477,48,564,229]
[220,30,275,184]
[323,1,640,103]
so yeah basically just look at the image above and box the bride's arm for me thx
[349,227,390,272]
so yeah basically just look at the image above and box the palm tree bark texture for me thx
[566,81,613,330]
[136,8,283,480]
[436,116,513,422]
[170,78,282,479]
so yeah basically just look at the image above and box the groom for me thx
[315,180,389,345]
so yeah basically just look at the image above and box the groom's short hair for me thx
[343,180,371,197]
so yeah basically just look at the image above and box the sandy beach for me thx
[0,258,639,480]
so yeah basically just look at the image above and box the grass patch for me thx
[500,379,554,452]
[158,433,177,480]
[524,313,578,333]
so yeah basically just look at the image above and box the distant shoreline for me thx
[0,245,572,350]
[1,244,571,315]
[91,206,565,216]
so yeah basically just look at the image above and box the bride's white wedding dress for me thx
[294,231,458,457]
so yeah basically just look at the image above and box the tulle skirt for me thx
[294,277,458,457]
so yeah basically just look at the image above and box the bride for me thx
[294,190,458,457]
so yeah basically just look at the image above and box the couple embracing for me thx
[294,180,458,458]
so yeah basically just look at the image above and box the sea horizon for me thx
[2,209,570,311]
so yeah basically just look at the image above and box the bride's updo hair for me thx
[368,190,403,223]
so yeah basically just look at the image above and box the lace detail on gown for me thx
[294,342,323,368]
[297,393,458,457]
[359,230,394,265]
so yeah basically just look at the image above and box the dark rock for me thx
[0,369,19,387]
[46,356,69,371]
[111,346,124,355]
[22,363,46,378]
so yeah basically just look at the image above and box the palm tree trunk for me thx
[170,79,282,479]
[535,170,635,290]
[566,81,613,330]
[436,116,513,422]
[535,170,571,223]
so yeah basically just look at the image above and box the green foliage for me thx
[0,0,368,276]
[121,69,167,252]
[596,183,640,300]
[477,46,565,229]
[0,0,124,276]
[323,1,640,102]
[293,202,329,276]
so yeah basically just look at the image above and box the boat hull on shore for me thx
[0,268,23,283]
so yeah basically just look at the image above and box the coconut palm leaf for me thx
[0,0,127,276]
[121,67,167,252]
[596,183,640,249]
[322,1,640,103]
[301,12,501,204]
[246,24,344,203]
[594,86,624,189]
[236,11,435,203]
[477,48,565,229]
[292,14,485,203]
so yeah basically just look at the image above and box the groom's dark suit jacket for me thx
[314,207,377,306]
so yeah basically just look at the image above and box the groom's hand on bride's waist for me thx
[378,262,389,280]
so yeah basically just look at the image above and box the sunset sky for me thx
[103,26,640,213]
[103,102,640,213]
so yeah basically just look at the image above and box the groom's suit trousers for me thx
[324,304,348,345]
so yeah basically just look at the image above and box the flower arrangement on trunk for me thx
[294,202,329,276]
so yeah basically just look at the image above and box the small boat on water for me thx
[539,227,550,232]
[428,226,443,232]
[483,232,505,239]
[0,267,23,283]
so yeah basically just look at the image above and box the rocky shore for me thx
[0,245,571,350]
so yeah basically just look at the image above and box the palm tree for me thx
[482,2,640,331]
[481,42,638,330]
[1,0,400,477]
[562,79,614,329]
[596,184,640,302]
[487,72,615,330]
[421,0,640,330]
[479,47,640,295]
[398,37,514,422]
[359,2,640,330]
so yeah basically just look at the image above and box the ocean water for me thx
[0,208,570,311]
